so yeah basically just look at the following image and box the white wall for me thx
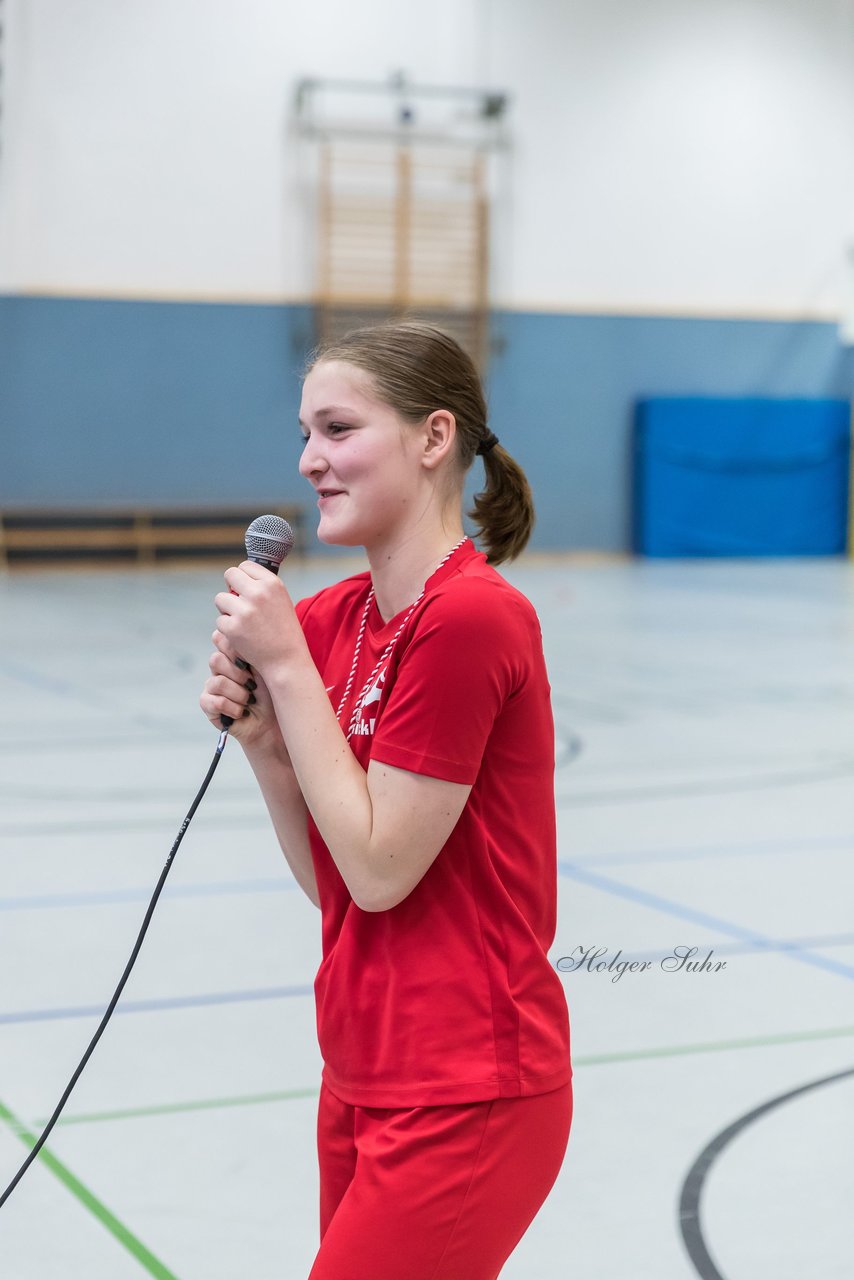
[0,0,486,299]
[2,0,854,316]
[489,0,854,316]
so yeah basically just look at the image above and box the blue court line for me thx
[553,932,854,968]
[6,832,850,913]
[0,877,297,912]
[3,930,853,1027]
[4,659,85,700]
[558,861,854,981]
[3,660,194,735]
[5,932,853,1028]
[0,984,314,1026]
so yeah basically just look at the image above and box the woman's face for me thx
[298,360,430,549]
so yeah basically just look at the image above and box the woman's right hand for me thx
[199,649,284,755]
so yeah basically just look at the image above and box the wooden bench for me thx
[0,505,305,569]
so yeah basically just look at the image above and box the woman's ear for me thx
[421,410,457,470]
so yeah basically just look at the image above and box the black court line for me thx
[678,1064,854,1280]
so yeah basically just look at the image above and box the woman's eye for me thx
[298,423,350,445]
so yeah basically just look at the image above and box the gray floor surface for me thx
[0,554,851,1279]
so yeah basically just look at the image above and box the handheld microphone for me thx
[220,514,295,729]
[243,512,296,572]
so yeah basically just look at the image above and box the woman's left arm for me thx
[214,562,471,913]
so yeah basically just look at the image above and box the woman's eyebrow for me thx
[298,405,355,427]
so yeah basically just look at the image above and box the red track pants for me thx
[308,1080,572,1279]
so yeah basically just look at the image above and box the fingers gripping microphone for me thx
[220,515,295,729]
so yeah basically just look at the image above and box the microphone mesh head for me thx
[244,514,295,566]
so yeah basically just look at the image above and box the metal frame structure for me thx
[294,73,509,369]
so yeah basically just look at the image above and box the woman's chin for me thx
[316,523,361,548]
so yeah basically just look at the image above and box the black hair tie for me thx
[476,431,500,456]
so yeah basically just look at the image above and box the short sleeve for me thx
[295,573,371,672]
[370,584,534,784]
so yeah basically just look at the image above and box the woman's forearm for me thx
[264,653,378,903]
[243,736,321,909]
[262,650,469,913]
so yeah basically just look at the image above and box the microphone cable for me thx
[0,727,230,1211]
[1,514,293,1209]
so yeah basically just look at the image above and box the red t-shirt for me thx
[295,540,571,1106]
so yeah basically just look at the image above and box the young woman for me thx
[200,322,571,1279]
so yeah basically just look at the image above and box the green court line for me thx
[572,1022,854,1066]
[8,1024,849,1273]
[48,1085,320,1128]
[36,1024,854,1130]
[0,1099,181,1280]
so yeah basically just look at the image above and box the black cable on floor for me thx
[0,728,230,1210]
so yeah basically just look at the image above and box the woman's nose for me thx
[298,436,328,479]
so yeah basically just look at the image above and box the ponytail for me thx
[469,442,535,565]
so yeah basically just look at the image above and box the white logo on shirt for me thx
[350,667,387,737]
[361,670,385,708]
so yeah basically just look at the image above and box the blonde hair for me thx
[306,321,535,564]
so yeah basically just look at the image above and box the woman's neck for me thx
[367,524,466,622]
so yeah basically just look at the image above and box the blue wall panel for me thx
[1,296,313,509]
[3,295,853,551]
[486,310,854,550]
[633,397,850,555]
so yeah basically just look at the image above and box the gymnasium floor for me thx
[0,553,851,1279]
